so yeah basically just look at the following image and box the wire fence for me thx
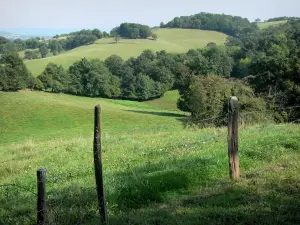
[1,104,300,224]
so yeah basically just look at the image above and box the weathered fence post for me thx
[228,96,240,179]
[93,105,108,224]
[37,168,46,225]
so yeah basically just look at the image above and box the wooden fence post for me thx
[93,105,108,224]
[37,168,46,225]
[228,96,240,179]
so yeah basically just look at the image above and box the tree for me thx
[103,31,109,38]
[92,29,103,39]
[48,40,62,55]
[177,75,267,126]
[105,54,124,77]
[0,36,10,44]
[39,43,48,58]
[152,33,158,40]
[25,38,39,49]
[0,52,31,91]
[13,39,26,51]
[24,50,40,60]
[38,63,68,92]
[255,18,261,23]
[114,34,120,43]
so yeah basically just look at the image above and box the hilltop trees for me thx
[161,12,258,37]
[111,23,152,39]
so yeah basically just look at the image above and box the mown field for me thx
[1,90,300,224]
[257,20,287,29]
[24,28,228,76]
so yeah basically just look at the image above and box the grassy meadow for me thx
[24,28,228,76]
[257,20,287,29]
[1,90,300,224]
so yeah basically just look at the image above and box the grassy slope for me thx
[146,90,180,111]
[257,20,287,29]
[24,28,227,76]
[1,91,300,224]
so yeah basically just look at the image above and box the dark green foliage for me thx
[25,38,39,49]
[105,55,124,77]
[236,20,300,121]
[0,52,31,91]
[0,42,17,53]
[112,23,152,39]
[39,43,48,58]
[37,63,69,92]
[267,17,299,22]
[0,36,10,44]
[162,12,258,37]
[13,38,26,51]
[24,50,40,60]
[65,34,97,50]
[48,40,63,55]
[34,78,44,91]
[178,75,268,127]
[92,29,103,39]
[53,29,103,51]
[68,58,118,97]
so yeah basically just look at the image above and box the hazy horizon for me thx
[1,0,299,36]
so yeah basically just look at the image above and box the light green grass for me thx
[24,29,228,76]
[146,90,180,111]
[257,20,287,29]
[1,90,300,224]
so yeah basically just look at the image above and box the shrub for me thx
[178,75,269,127]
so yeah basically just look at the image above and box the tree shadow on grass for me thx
[125,110,187,118]
[3,156,300,225]
[109,174,300,225]
[0,156,214,225]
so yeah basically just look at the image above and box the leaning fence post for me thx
[228,96,240,179]
[37,168,46,225]
[93,105,108,224]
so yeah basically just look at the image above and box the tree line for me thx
[160,12,258,37]
[267,17,299,22]
[0,28,108,60]
[1,18,300,125]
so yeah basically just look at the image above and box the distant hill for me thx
[24,28,228,76]
[0,30,36,40]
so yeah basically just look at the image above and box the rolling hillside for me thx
[1,90,300,224]
[24,28,228,76]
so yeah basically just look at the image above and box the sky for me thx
[1,0,299,36]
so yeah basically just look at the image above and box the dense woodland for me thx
[1,13,300,125]
[160,12,257,37]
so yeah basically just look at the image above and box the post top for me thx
[37,168,47,173]
[95,104,102,110]
[230,96,238,101]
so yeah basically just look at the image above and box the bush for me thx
[178,75,269,127]
[34,78,44,91]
